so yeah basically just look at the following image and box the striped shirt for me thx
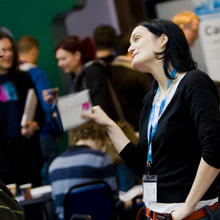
[49,145,118,220]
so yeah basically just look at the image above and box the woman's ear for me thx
[160,34,168,48]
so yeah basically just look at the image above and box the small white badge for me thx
[142,175,157,202]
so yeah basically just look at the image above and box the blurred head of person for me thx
[93,25,117,59]
[0,32,18,75]
[68,121,107,150]
[172,11,200,47]
[115,33,131,56]
[17,35,39,64]
[128,19,196,77]
[93,25,117,50]
[55,36,96,76]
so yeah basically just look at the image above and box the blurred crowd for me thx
[0,10,219,220]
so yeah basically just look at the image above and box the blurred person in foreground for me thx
[0,32,44,187]
[0,46,24,220]
[83,19,220,220]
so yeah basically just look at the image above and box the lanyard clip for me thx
[146,161,152,176]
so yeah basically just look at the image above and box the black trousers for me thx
[0,136,42,187]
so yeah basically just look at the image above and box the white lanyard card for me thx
[142,174,158,202]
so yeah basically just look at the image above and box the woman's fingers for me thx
[82,106,100,119]
[82,105,111,126]
[81,112,96,120]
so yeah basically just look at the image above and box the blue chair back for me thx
[63,180,116,220]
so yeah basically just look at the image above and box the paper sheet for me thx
[21,89,38,127]
[57,90,92,131]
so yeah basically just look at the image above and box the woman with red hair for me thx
[53,36,118,121]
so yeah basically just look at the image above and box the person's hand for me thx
[82,105,113,127]
[171,203,195,220]
[21,121,39,138]
[124,200,132,209]
[42,88,59,104]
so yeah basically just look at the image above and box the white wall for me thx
[65,0,120,39]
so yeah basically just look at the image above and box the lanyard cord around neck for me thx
[146,69,177,173]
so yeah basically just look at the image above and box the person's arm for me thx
[171,158,219,220]
[83,105,130,153]
[172,72,220,220]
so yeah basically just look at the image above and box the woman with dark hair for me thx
[83,19,220,220]
[45,35,118,121]
[0,32,44,187]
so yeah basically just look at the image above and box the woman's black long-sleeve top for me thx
[120,69,220,203]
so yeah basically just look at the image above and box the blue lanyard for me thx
[147,69,177,164]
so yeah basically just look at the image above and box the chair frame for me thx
[63,180,116,220]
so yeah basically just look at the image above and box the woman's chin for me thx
[132,62,144,72]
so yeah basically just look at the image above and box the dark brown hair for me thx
[0,32,19,73]
[93,25,117,50]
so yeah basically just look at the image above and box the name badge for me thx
[142,174,157,202]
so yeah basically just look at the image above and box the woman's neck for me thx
[150,64,169,93]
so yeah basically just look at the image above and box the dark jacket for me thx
[109,63,153,130]
[0,180,24,220]
[0,70,44,186]
[120,70,220,203]
[0,70,44,142]
[73,61,118,121]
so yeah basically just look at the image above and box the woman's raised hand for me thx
[82,105,113,127]
[83,105,130,153]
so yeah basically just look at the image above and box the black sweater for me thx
[0,71,44,142]
[120,69,220,203]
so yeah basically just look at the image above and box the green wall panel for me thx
[0,0,88,152]
[0,0,78,90]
